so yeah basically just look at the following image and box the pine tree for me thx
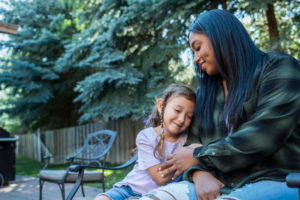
[58,0,223,123]
[0,0,84,131]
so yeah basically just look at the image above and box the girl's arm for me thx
[135,130,176,185]
[136,130,201,185]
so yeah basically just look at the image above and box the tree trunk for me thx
[221,0,227,10]
[266,3,279,39]
[265,3,281,50]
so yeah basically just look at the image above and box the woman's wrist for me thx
[186,143,203,163]
[192,169,202,179]
[191,169,204,183]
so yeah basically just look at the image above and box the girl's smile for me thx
[157,96,195,141]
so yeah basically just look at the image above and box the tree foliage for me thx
[0,0,85,131]
[0,0,299,132]
[231,0,300,58]
[55,0,227,123]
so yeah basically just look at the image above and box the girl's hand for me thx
[158,144,201,179]
[193,170,224,200]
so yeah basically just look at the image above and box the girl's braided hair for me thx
[145,84,196,160]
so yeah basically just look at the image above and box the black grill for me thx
[0,128,17,186]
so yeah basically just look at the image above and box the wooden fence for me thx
[16,119,144,164]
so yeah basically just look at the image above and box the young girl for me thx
[94,84,196,200]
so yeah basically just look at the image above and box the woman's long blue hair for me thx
[189,9,265,133]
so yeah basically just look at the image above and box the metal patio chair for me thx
[39,129,117,200]
[65,152,138,200]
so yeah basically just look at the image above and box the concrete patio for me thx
[0,175,101,200]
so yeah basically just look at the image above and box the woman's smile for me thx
[199,60,206,70]
[189,32,219,76]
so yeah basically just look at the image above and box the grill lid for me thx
[0,127,12,138]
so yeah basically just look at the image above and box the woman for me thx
[139,9,300,200]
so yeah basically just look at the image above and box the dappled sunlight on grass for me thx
[91,165,133,188]
[104,170,114,176]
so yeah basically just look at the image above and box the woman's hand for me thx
[193,170,224,200]
[158,143,202,179]
[188,143,203,149]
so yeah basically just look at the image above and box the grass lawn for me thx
[16,155,132,189]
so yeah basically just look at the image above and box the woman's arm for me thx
[159,144,201,179]
[193,170,224,200]
[147,163,174,185]
[146,144,202,185]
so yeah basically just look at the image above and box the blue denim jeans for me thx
[139,180,298,200]
[96,185,141,200]
[217,180,298,200]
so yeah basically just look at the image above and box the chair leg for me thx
[39,179,44,200]
[102,170,105,192]
[58,183,66,200]
[62,183,66,200]
[102,179,105,192]
[80,183,85,197]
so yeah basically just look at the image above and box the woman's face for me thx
[189,32,219,76]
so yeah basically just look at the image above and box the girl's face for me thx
[157,96,195,138]
[189,32,219,76]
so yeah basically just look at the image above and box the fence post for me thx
[36,129,41,162]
